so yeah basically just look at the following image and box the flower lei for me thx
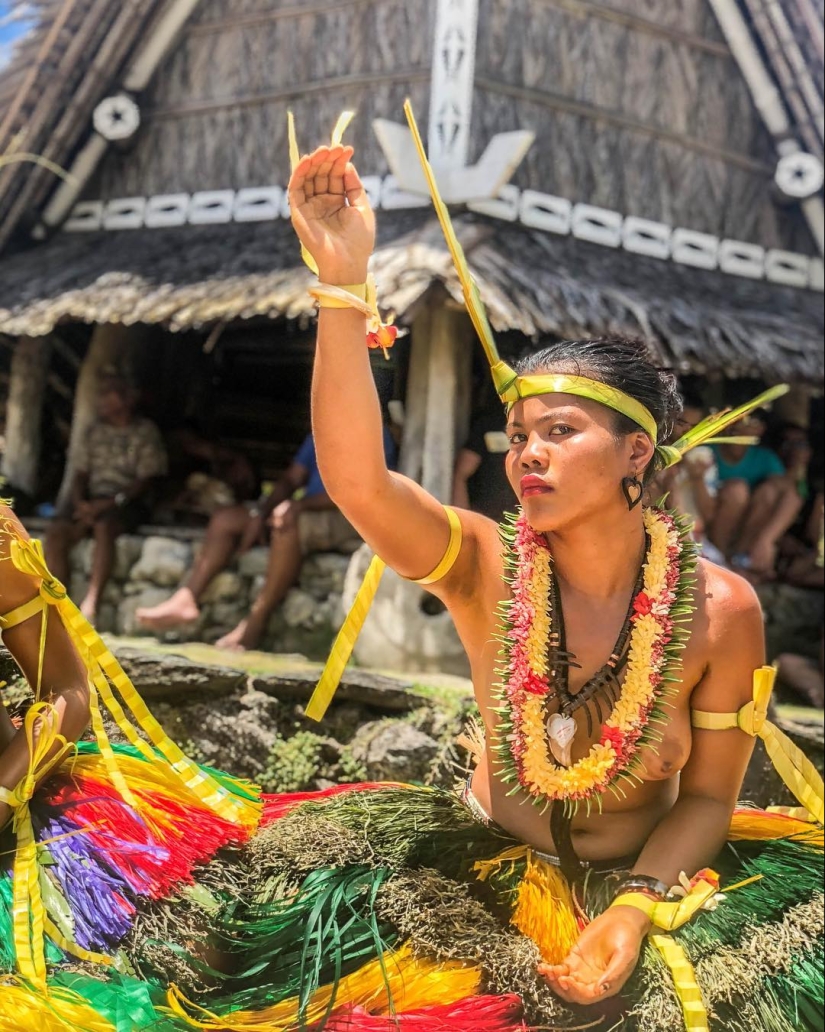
[494,507,697,809]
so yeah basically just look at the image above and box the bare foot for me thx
[215,621,250,652]
[80,595,97,625]
[137,588,200,631]
[216,611,268,652]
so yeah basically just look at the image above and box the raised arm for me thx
[288,145,490,597]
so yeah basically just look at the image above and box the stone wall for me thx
[68,534,351,660]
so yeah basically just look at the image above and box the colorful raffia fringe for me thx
[729,807,823,847]
[474,846,580,965]
[165,946,482,1030]
[0,741,258,969]
[510,852,580,965]
[0,979,117,1032]
[321,995,528,1030]
[260,783,397,825]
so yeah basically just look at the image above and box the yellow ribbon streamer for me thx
[3,534,255,827]
[0,704,74,988]
[651,935,710,1031]
[612,873,720,933]
[0,977,117,1032]
[305,554,386,722]
[692,666,824,825]
[305,507,463,722]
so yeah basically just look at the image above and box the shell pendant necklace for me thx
[545,542,648,767]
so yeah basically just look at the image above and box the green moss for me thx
[338,745,368,783]
[260,731,327,793]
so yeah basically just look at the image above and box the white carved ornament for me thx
[374,0,534,204]
[63,180,822,292]
[775,152,825,200]
[92,94,141,142]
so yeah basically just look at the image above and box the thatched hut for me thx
[0,0,822,662]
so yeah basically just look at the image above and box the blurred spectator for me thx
[158,427,260,523]
[137,428,397,651]
[453,402,514,523]
[648,396,724,563]
[759,490,823,685]
[707,409,804,577]
[45,375,167,623]
[776,645,824,709]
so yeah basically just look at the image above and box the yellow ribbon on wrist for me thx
[611,876,719,932]
[309,283,369,309]
[609,877,718,1031]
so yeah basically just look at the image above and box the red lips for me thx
[520,474,552,497]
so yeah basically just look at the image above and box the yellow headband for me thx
[492,361,660,441]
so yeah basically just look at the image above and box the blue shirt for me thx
[294,430,398,498]
[711,444,785,488]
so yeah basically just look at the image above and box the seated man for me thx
[45,375,167,623]
[157,426,260,524]
[137,428,397,651]
[707,410,804,575]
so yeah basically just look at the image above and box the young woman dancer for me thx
[0,127,821,1031]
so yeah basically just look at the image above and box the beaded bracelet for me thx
[611,874,670,904]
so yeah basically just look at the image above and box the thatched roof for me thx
[0,0,168,251]
[0,0,821,260]
[0,212,820,383]
[742,0,823,159]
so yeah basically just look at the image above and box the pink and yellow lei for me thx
[494,507,695,807]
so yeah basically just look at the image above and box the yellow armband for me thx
[412,506,463,585]
[305,506,462,722]
[692,666,824,825]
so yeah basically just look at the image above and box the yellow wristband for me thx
[611,877,720,932]
[311,283,368,309]
[611,892,657,921]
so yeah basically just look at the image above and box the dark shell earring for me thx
[621,474,644,511]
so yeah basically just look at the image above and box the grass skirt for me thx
[3,765,821,1032]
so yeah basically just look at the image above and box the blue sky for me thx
[0,2,35,72]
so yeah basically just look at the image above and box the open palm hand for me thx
[288,145,375,283]
[538,907,646,1005]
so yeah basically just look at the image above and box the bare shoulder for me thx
[696,557,764,653]
[699,558,762,619]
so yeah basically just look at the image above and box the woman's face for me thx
[504,393,652,533]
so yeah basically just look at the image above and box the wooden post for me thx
[400,307,432,482]
[56,322,146,509]
[1,335,52,497]
[420,305,473,503]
